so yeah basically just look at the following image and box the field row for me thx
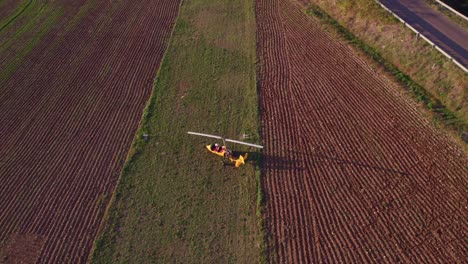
[256,0,467,262]
[0,0,180,262]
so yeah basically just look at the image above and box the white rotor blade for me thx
[188,132,263,149]
[225,139,263,149]
[187,131,223,140]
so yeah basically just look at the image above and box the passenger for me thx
[214,143,221,152]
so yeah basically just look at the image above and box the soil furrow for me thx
[256,0,467,262]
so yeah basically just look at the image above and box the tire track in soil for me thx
[0,0,33,33]
[256,0,467,262]
[0,0,181,262]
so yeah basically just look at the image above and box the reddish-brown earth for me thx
[0,0,21,23]
[0,0,180,262]
[256,0,467,262]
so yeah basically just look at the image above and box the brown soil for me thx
[256,0,467,262]
[0,0,20,25]
[3,233,45,263]
[0,0,180,262]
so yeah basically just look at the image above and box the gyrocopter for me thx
[188,131,263,167]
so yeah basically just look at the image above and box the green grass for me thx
[0,0,32,32]
[91,0,264,262]
[0,1,62,83]
[306,4,467,142]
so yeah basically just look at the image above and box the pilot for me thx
[214,143,221,152]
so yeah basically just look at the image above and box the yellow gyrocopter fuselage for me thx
[205,144,248,167]
[187,131,262,168]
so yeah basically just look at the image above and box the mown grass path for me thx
[91,0,262,262]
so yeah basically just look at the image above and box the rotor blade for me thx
[187,131,223,140]
[188,132,263,148]
[225,139,263,149]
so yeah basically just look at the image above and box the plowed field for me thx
[0,0,180,262]
[256,0,467,262]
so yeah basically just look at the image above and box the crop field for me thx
[256,0,466,262]
[0,0,180,262]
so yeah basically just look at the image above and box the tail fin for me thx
[235,153,248,168]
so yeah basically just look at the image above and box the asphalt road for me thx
[381,0,468,68]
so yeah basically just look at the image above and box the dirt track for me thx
[256,0,467,262]
[0,0,180,262]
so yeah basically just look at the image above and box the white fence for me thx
[434,0,468,21]
[376,1,468,73]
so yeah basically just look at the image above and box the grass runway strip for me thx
[91,0,263,262]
